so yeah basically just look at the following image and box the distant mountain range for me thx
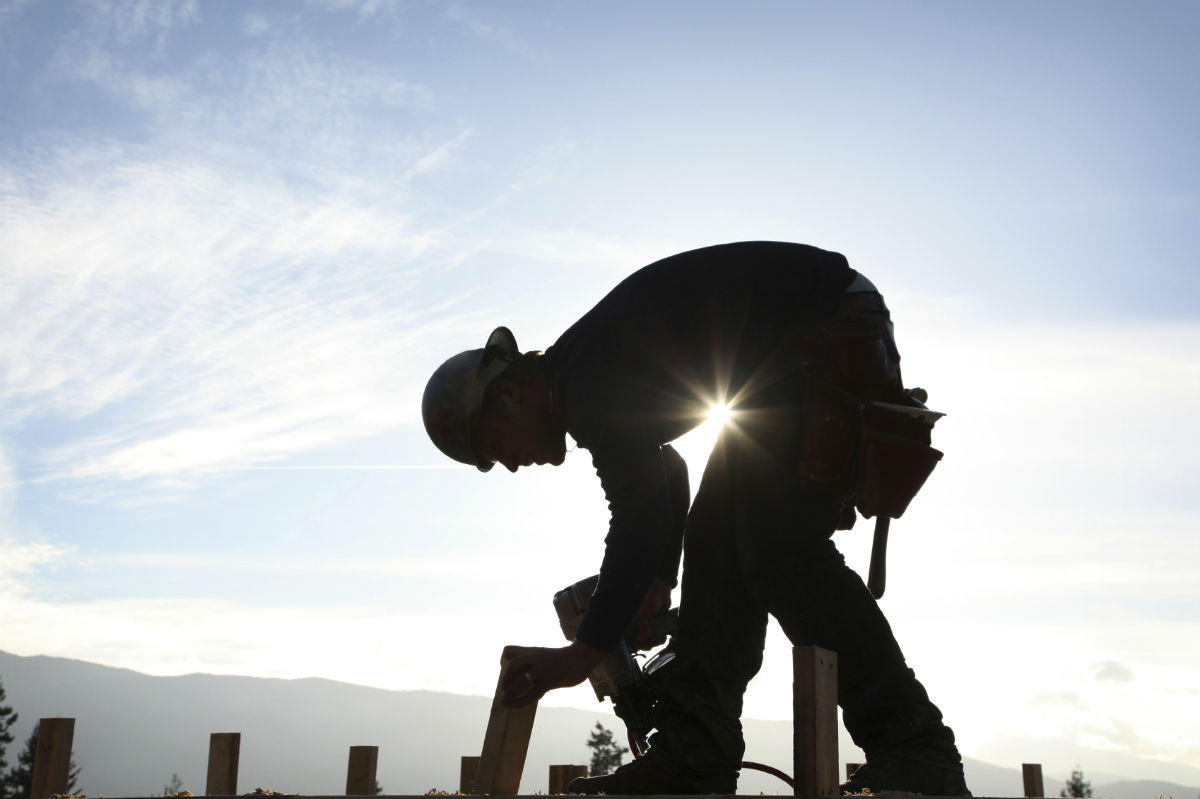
[0,650,1195,798]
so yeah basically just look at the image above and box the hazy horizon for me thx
[3,647,1199,797]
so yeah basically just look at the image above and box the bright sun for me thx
[707,402,732,425]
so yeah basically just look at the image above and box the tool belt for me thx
[797,295,943,522]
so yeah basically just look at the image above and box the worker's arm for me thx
[627,444,688,649]
[658,443,690,587]
[573,438,673,653]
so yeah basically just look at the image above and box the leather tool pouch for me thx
[797,312,899,495]
[821,312,901,395]
[855,402,943,519]
[796,308,943,520]
[797,385,855,495]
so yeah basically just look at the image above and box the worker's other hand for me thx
[632,577,672,650]
[500,641,604,709]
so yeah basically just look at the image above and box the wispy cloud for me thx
[1092,660,1135,683]
[444,5,542,60]
[0,152,487,495]
[85,0,201,54]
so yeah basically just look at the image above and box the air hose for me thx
[627,729,795,789]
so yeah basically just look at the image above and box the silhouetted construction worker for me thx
[422,241,967,795]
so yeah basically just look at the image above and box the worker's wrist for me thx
[567,639,605,672]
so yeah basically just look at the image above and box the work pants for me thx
[647,303,957,783]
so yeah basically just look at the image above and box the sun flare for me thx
[707,402,732,425]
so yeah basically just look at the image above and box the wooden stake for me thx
[460,756,480,794]
[548,764,588,794]
[346,746,379,796]
[1022,763,1045,798]
[31,718,74,799]
[845,762,863,780]
[474,654,539,795]
[793,645,838,797]
[205,732,241,796]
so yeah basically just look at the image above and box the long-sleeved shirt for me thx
[541,241,856,652]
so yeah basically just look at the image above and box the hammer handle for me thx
[867,516,890,599]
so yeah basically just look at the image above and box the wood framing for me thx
[460,755,481,794]
[547,764,587,794]
[473,655,539,795]
[31,717,75,799]
[346,746,379,796]
[1022,763,1045,798]
[205,732,241,796]
[793,645,839,796]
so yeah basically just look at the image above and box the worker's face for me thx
[474,377,566,473]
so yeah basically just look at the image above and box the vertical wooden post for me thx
[1022,763,1045,798]
[474,654,539,795]
[547,765,588,794]
[845,763,863,780]
[346,746,379,796]
[793,646,838,796]
[31,718,75,799]
[205,733,241,796]
[460,756,481,794]
[548,765,569,794]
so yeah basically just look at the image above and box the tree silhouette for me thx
[0,677,17,799]
[162,773,185,795]
[1060,766,1092,798]
[585,722,628,777]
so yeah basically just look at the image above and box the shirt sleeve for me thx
[574,440,673,653]
[658,443,690,587]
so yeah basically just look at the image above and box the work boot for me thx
[839,747,971,796]
[568,751,736,795]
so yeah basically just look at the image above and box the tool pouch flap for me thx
[820,313,900,391]
[856,400,944,519]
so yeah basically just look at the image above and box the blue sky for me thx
[1,0,1198,784]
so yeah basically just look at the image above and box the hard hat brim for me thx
[422,326,520,472]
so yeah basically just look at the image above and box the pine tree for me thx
[1060,766,1092,798]
[585,722,628,777]
[3,723,81,799]
[163,773,184,795]
[0,677,18,799]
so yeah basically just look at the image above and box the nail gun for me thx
[552,573,797,788]
[552,573,678,754]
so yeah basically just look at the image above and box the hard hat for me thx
[422,326,519,472]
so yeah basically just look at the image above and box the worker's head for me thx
[474,351,567,472]
[421,326,566,473]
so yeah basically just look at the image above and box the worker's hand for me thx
[632,577,673,650]
[500,641,604,709]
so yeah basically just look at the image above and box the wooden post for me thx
[31,718,74,799]
[793,646,838,797]
[845,762,863,780]
[548,764,588,794]
[205,733,241,796]
[1022,763,1045,798]
[460,756,481,794]
[548,765,568,794]
[474,654,539,795]
[346,746,379,796]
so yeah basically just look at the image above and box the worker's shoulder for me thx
[656,240,847,264]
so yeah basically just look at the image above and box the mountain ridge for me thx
[0,650,1194,799]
